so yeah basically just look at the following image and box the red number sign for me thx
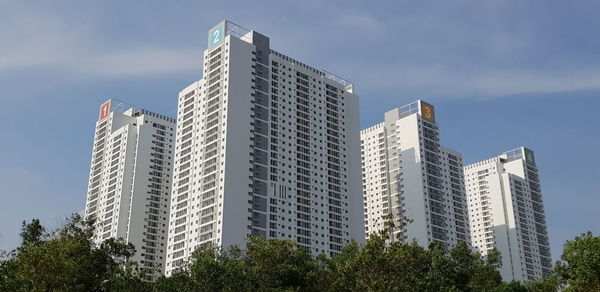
[99,100,111,120]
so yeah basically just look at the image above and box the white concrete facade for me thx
[165,21,364,275]
[361,100,470,250]
[465,147,552,281]
[84,99,175,280]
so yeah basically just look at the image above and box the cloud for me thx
[65,48,201,77]
[0,4,201,78]
[2,1,600,99]
[332,9,384,40]
[331,61,600,98]
[1,45,202,78]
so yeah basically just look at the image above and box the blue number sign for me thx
[209,24,224,49]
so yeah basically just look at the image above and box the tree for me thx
[244,237,315,291]
[450,240,482,290]
[3,213,598,291]
[0,214,148,292]
[185,243,250,291]
[524,274,561,292]
[19,219,45,247]
[324,216,434,291]
[494,281,528,292]
[425,242,458,291]
[556,232,600,291]
[466,248,503,291]
[173,237,317,291]
[326,216,438,291]
[0,250,18,291]
[154,271,194,292]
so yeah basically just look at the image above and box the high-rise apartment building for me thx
[166,21,364,275]
[84,99,175,280]
[464,147,552,281]
[361,100,470,249]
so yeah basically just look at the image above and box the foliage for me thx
[19,219,45,247]
[494,280,529,292]
[1,215,599,291]
[320,223,503,292]
[0,214,148,292]
[556,231,600,291]
[154,238,316,292]
[524,274,562,292]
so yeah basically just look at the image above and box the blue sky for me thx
[0,0,598,260]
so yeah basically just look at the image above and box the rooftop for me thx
[107,98,176,123]
[220,20,354,91]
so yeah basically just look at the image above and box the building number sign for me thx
[99,100,111,120]
[420,102,435,122]
[209,24,224,49]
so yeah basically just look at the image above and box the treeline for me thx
[1,214,599,291]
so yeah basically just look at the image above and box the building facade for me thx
[165,21,364,275]
[84,99,175,280]
[464,147,552,281]
[361,100,470,249]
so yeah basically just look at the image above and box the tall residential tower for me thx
[166,21,364,275]
[464,147,552,281]
[84,99,175,280]
[361,100,470,249]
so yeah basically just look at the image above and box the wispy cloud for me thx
[0,5,201,78]
[2,1,600,99]
[333,61,600,98]
[331,9,385,40]
[1,45,201,78]
[64,48,201,77]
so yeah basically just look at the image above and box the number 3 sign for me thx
[420,101,435,122]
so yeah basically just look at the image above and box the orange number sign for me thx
[421,102,435,122]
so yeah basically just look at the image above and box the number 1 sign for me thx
[99,100,111,120]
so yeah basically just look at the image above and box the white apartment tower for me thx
[465,147,552,281]
[361,100,470,249]
[84,99,175,280]
[166,21,364,275]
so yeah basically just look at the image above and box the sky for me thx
[0,0,598,260]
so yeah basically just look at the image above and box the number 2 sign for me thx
[209,24,224,49]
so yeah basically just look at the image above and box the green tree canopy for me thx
[3,214,599,292]
[19,219,45,247]
[556,231,600,291]
[0,214,149,292]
